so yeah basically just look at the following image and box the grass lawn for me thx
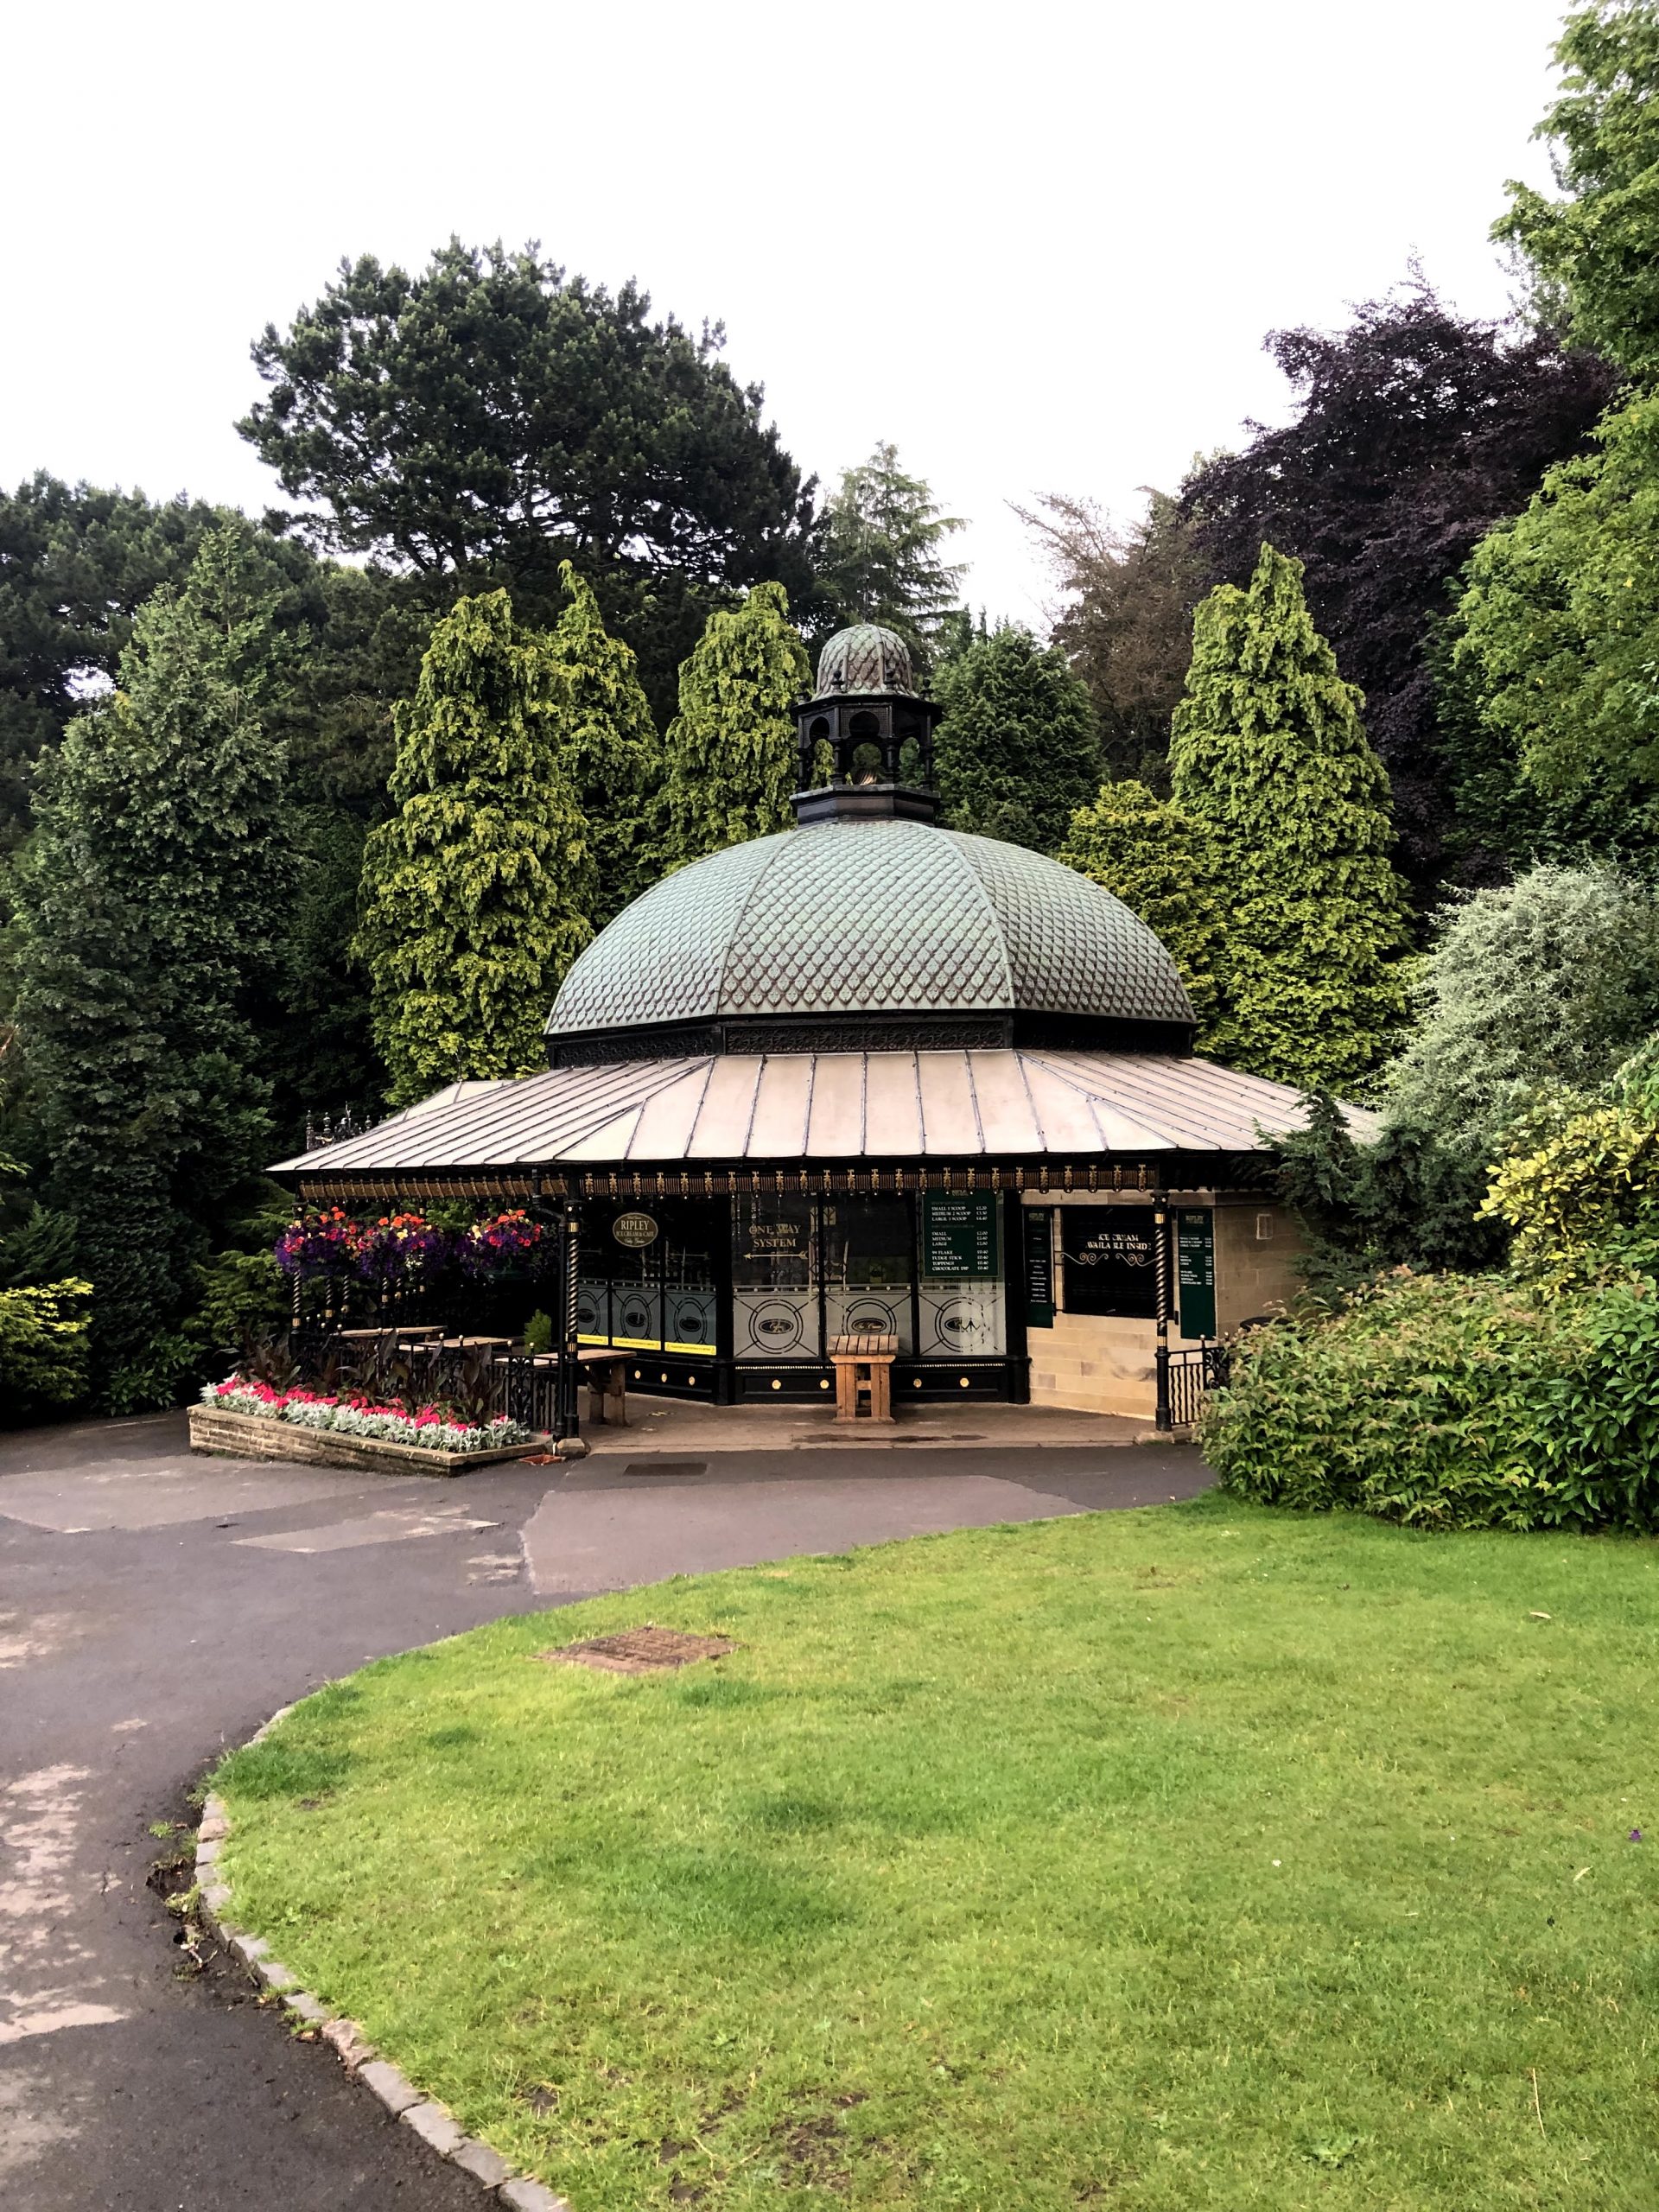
[213,1494,1659,2210]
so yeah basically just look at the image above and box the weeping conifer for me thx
[659,582,810,866]
[1170,543,1409,1090]
[548,562,660,922]
[357,591,594,1106]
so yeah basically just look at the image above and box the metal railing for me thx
[1158,1341,1231,1430]
[285,1329,569,1440]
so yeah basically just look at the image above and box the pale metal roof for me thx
[275,1052,1375,1179]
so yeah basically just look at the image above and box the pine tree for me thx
[1170,543,1409,1090]
[11,525,294,1392]
[357,591,594,1107]
[1058,780,1226,1036]
[660,582,810,866]
[933,626,1102,854]
[817,442,966,666]
[548,563,660,923]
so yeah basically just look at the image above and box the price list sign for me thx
[1176,1209,1216,1338]
[1024,1207,1054,1328]
[922,1192,1000,1279]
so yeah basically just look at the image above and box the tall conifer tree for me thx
[933,626,1102,854]
[659,582,810,866]
[357,591,594,1106]
[11,526,293,1392]
[548,562,660,923]
[1059,780,1226,1036]
[1169,543,1409,1090]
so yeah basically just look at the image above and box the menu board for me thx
[1024,1207,1054,1328]
[1060,1205,1160,1319]
[1177,1208,1216,1338]
[922,1192,1000,1279]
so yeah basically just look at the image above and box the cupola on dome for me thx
[814,622,917,696]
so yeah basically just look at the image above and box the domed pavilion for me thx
[281,626,1357,1421]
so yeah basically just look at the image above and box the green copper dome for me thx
[814,623,916,696]
[546,817,1194,1058]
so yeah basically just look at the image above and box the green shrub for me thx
[0,1277,93,1415]
[1200,1269,1659,1532]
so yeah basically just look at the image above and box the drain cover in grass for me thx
[541,1625,736,1675]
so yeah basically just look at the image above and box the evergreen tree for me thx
[1058,780,1225,1035]
[1169,544,1410,1091]
[240,240,819,720]
[10,526,294,1394]
[548,563,660,923]
[816,442,966,666]
[357,591,594,1106]
[933,626,1101,854]
[1383,862,1659,1157]
[659,582,810,867]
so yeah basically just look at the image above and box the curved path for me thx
[0,1411,1205,2209]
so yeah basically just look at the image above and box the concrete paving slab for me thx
[235,1508,500,1554]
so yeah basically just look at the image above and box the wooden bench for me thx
[828,1331,899,1423]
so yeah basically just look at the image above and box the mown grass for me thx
[214,1493,1659,2209]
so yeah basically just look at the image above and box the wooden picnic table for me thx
[828,1331,898,1423]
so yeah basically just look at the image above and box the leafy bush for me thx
[0,1277,93,1414]
[103,1329,203,1416]
[1200,1269,1659,1533]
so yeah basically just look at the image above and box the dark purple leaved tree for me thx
[1181,284,1615,893]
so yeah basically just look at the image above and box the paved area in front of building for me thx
[0,1408,1206,2210]
[585,1394,1162,1454]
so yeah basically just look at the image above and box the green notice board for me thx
[1177,1208,1216,1338]
[1024,1207,1054,1328]
[922,1192,1000,1279]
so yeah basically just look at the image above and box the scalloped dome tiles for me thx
[546,817,1194,1040]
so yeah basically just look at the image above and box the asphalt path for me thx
[0,1410,1207,2209]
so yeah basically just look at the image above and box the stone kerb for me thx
[188,1404,552,1479]
[194,1702,571,2212]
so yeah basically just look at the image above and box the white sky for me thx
[3,0,1569,628]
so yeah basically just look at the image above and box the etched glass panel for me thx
[733,1195,818,1361]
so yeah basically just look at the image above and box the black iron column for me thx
[556,1194,587,1455]
[1153,1200,1172,1432]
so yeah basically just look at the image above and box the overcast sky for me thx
[4,0,1571,626]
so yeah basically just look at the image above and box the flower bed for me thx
[201,1376,532,1455]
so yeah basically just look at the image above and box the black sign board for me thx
[1177,1209,1217,1338]
[921,1192,999,1279]
[1060,1205,1160,1319]
[1024,1206,1054,1328]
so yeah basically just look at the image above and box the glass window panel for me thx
[1060,1205,1160,1319]
[733,1195,818,1361]
[823,1196,913,1351]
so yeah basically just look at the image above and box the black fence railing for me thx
[284,1328,569,1439]
[1160,1341,1231,1430]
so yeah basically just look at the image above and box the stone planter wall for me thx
[188,1405,550,1479]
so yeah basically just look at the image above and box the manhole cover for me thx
[541,1625,737,1675]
